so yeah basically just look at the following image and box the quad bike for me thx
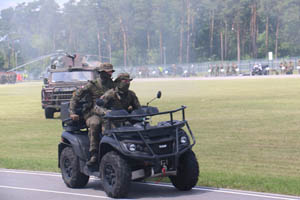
[251,64,270,76]
[58,91,199,198]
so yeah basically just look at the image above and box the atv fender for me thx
[99,135,124,160]
[61,131,89,161]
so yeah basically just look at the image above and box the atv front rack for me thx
[103,105,196,160]
[105,105,187,122]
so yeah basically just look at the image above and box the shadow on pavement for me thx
[84,179,208,199]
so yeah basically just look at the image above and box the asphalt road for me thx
[0,169,299,200]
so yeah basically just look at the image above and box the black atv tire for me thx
[100,151,131,198]
[169,149,199,191]
[60,147,89,188]
[45,108,55,119]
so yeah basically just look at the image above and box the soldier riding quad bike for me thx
[58,91,199,198]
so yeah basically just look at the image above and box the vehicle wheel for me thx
[169,149,199,191]
[60,147,89,188]
[45,108,54,119]
[100,151,131,198]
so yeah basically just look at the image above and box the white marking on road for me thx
[1,169,299,200]
[0,170,61,177]
[143,182,299,200]
[0,185,109,199]
[0,169,98,180]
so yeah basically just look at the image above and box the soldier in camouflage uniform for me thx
[100,73,141,131]
[101,73,140,112]
[69,63,115,166]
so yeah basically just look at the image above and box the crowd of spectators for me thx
[121,59,300,78]
[208,63,239,76]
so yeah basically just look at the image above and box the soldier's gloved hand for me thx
[70,114,79,121]
[105,109,112,115]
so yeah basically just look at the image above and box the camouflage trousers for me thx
[102,119,123,133]
[85,115,103,152]
[84,105,110,152]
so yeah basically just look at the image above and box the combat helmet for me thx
[114,73,133,83]
[95,63,115,73]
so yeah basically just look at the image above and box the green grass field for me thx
[1,78,300,196]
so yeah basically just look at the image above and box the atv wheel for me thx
[60,147,89,188]
[45,108,55,119]
[169,149,199,191]
[100,151,131,198]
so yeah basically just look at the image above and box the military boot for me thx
[87,150,98,166]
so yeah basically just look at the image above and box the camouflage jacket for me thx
[69,78,114,116]
[101,87,141,112]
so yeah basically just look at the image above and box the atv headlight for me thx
[180,136,188,144]
[128,144,136,152]
[123,142,149,153]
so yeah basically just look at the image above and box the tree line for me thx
[0,0,299,71]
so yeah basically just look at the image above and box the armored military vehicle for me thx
[41,53,100,119]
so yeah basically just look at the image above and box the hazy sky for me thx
[0,0,70,11]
